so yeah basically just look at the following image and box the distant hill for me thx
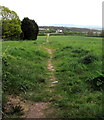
[39,25,101,33]
[51,24,102,30]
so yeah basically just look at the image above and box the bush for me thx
[86,76,104,91]
[79,54,98,64]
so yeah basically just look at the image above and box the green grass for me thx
[45,36,103,118]
[2,35,103,118]
[2,37,51,118]
[3,40,48,93]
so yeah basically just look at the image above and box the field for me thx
[2,35,103,118]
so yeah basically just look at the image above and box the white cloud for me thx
[0,0,103,26]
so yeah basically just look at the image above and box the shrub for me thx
[79,54,98,64]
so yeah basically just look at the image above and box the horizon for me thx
[38,24,102,30]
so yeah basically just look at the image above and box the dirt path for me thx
[41,34,58,87]
[26,102,50,118]
[25,34,57,118]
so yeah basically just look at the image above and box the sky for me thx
[0,0,103,27]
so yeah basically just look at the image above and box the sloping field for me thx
[2,36,103,118]
[46,36,103,118]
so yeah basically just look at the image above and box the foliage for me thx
[0,6,22,39]
[87,31,94,37]
[100,30,104,37]
[4,105,24,117]
[21,17,39,40]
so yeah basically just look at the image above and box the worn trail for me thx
[25,34,57,118]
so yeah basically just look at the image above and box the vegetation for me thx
[1,5,103,119]
[21,17,39,40]
[0,6,22,39]
[2,35,103,118]
[101,30,104,37]
[2,38,50,118]
[0,5,102,40]
[0,6,39,40]
[39,26,102,37]
[46,36,103,118]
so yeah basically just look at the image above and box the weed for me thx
[79,54,98,64]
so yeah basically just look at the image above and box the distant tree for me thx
[100,30,104,37]
[21,17,39,40]
[94,32,98,37]
[87,31,94,37]
[0,6,22,39]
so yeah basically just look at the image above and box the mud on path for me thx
[25,34,57,118]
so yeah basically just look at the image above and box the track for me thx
[26,34,57,118]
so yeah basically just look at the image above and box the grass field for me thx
[46,36,103,118]
[2,38,51,118]
[2,35,103,118]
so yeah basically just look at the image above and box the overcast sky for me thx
[0,0,103,27]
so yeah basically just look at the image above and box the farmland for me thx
[2,35,103,118]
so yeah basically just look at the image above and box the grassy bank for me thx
[2,37,50,118]
[2,35,103,118]
[46,36,103,118]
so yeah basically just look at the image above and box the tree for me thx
[100,30,104,37]
[0,6,22,39]
[87,30,94,37]
[21,17,39,40]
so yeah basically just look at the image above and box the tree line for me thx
[0,6,39,40]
